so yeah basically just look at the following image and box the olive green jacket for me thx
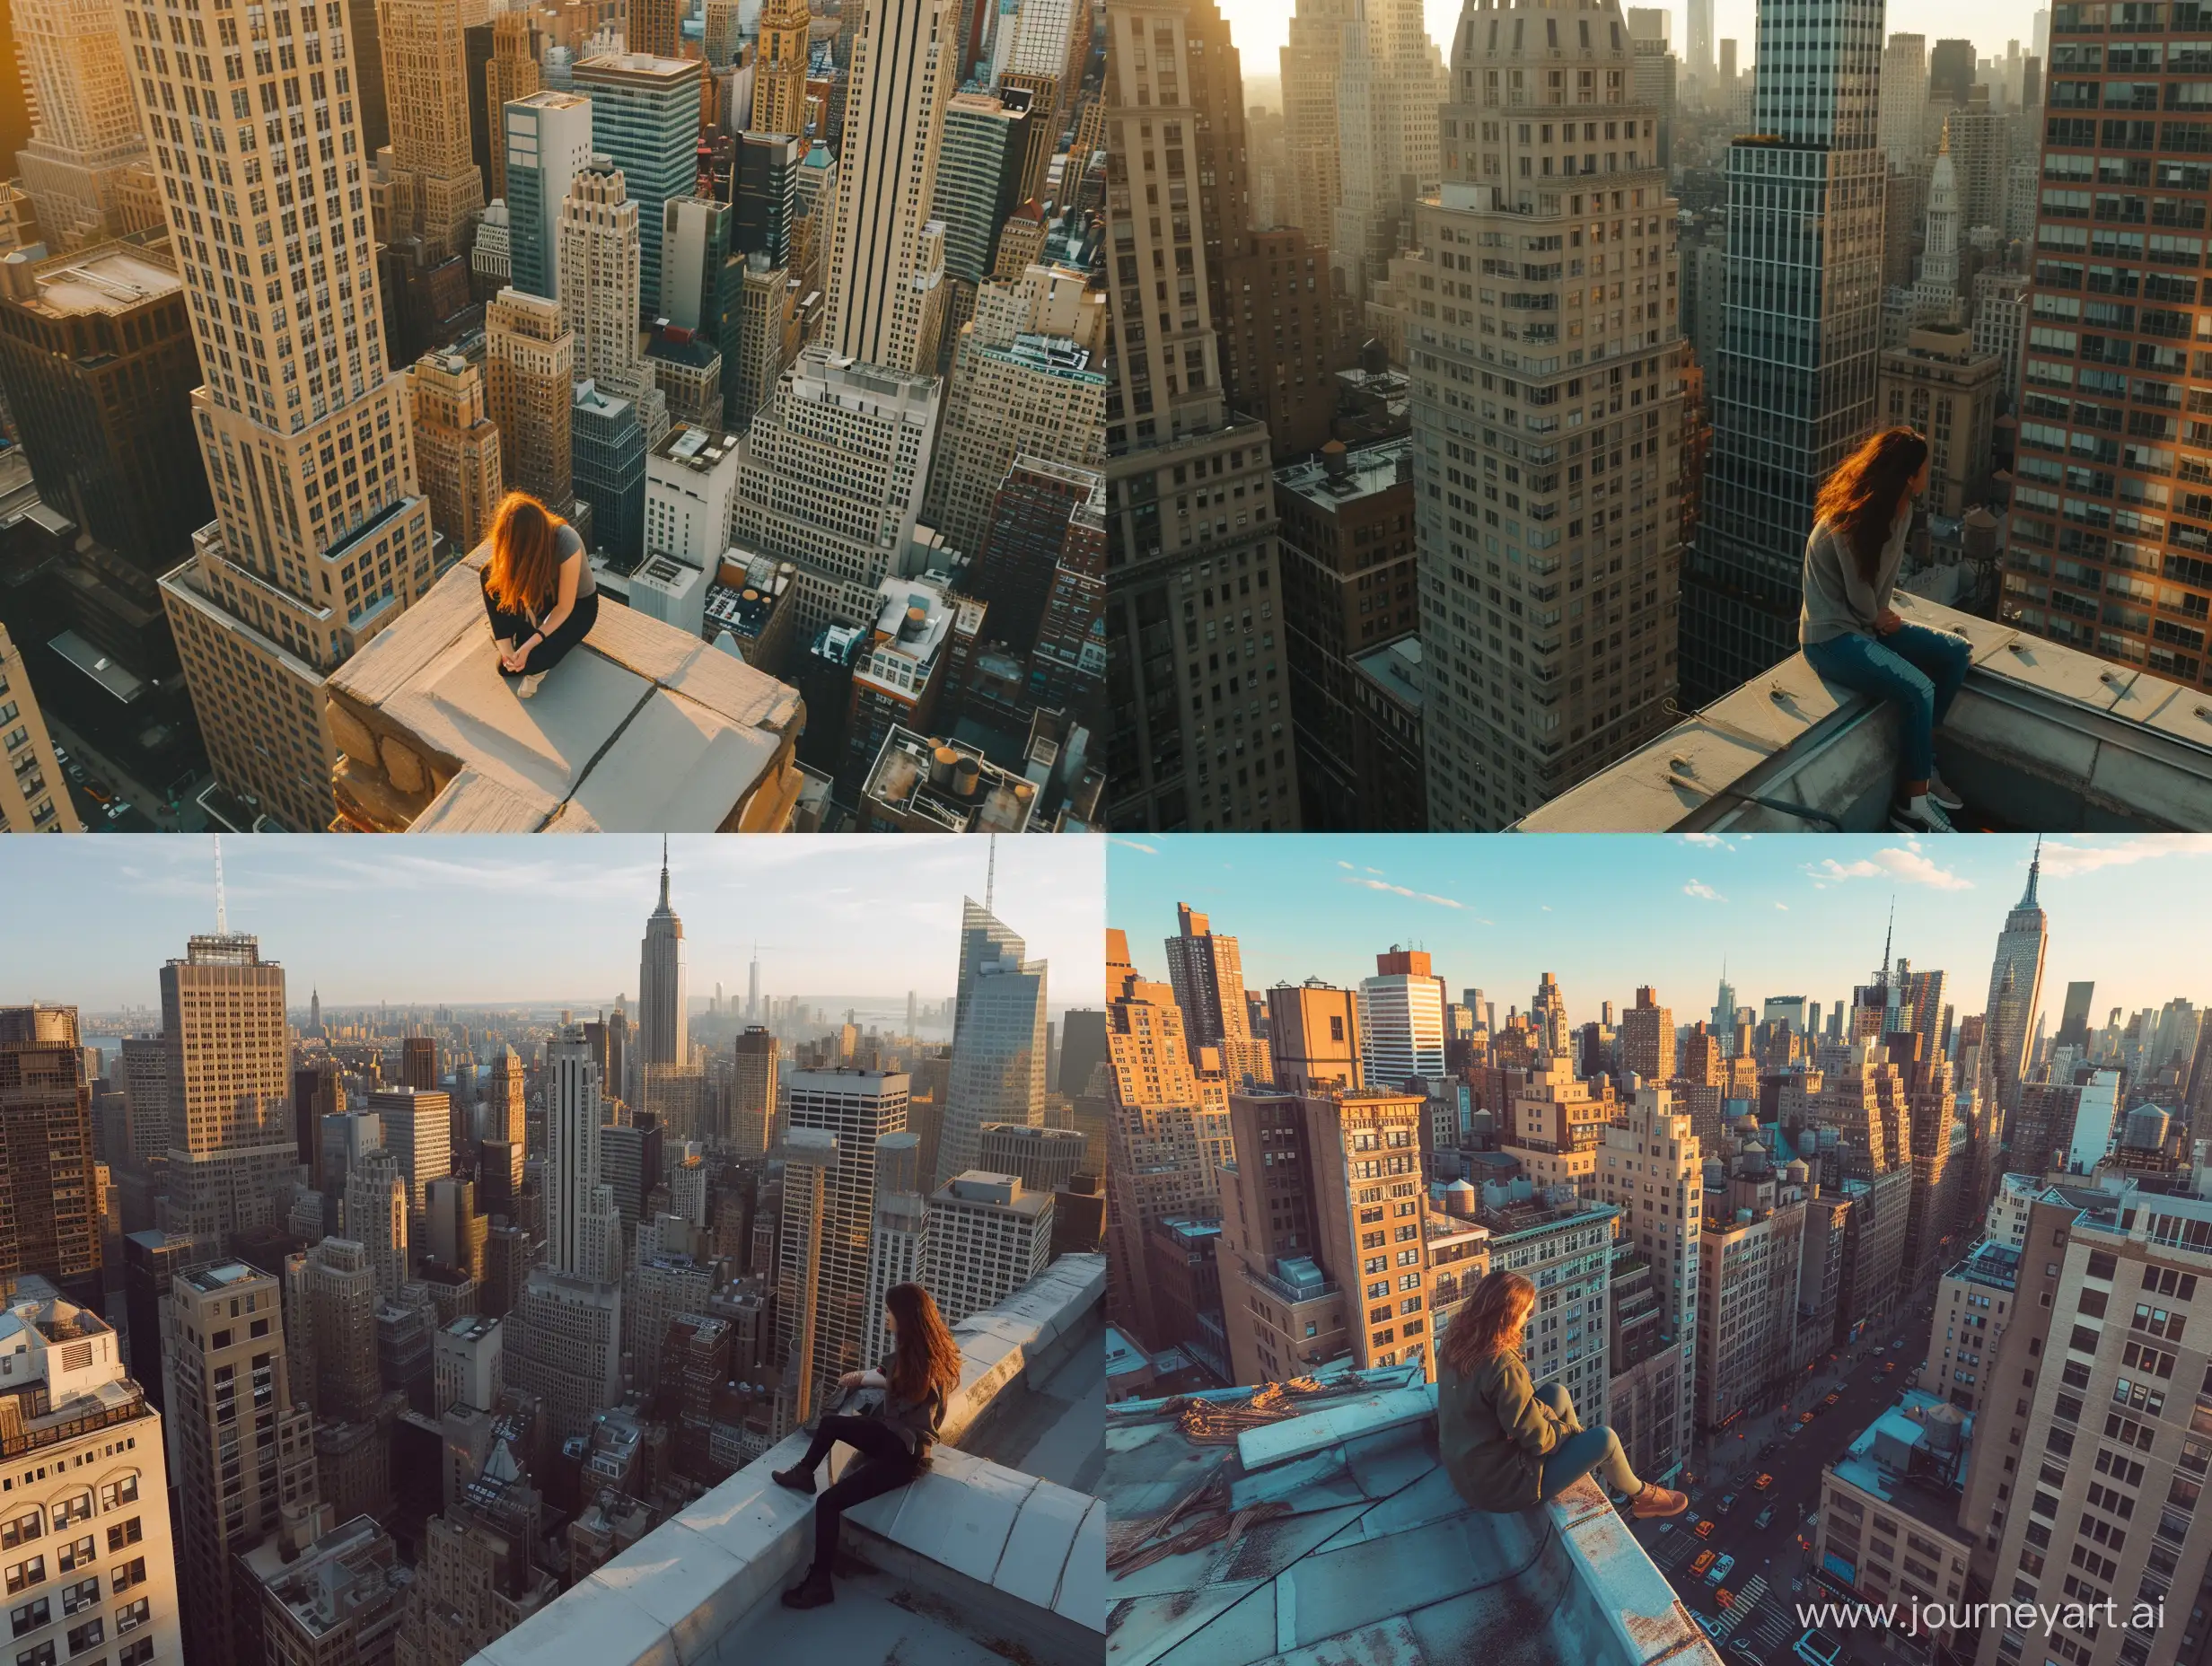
[1438,1348,1560,1511]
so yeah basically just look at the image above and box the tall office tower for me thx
[486,13,546,203]
[1693,1126,1806,1426]
[0,1007,101,1303]
[571,379,648,560]
[1014,459,1110,714]
[374,0,489,261]
[371,1086,453,1226]
[629,0,684,59]
[1161,903,1268,1083]
[926,265,1107,569]
[661,195,738,338]
[504,91,597,299]
[0,1293,181,1666]
[730,344,944,632]
[1927,38,1975,107]
[1265,980,1364,1094]
[778,1071,908,1404]
[346,1149,411,1296]
[935,92,1029,299]
[862,1131,927,1368]
[0,238,211,667]
[471,200,514,300]
[637,846,689,1080]
[725,255,803,426]
[1879,34,1929,168]
[487,287,579,504]
[1593,1084,1699,1479]
[557,162,671,443]
[1687,0,1715,83]
[163,1262,318,1666]
[408,347,505,554]
[2009,14,2212,691]
[1103,0,1303,833]
[1331,0,1443,303]
[1279,0,1355,252]
[1619,985,1676,1084]
[926,1171,1051,1322]
[351,0,392,154]
[598,1116,664,1231]
[1389,0,1683,828]
[12,0,158,251]
[288,1236,382,1419]
[161,932,294,1248]
[823,0,954,374]
[2055,980,2096,1051]
[1358,949,1447,1089]
[482,1047,526,1155]
[572,55,707,324]
[729,1027,780,1155]
[403,1037,438,1091]
[1678,0,1885,705]
[543,1026,620,1283]
[507,1267,622,1439]
[754,0,816,138]
[979,1122,1088,1192]
[1983,842,2049,1129]
[0,627,76,834]
[736,132,804,268]
[704,0,746,68]
[131,0,437,832]
[294,1057,339,1185]
[940,905,1049,1188]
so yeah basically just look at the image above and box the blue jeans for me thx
[1534,1383,1641,1499]
[1802,622,1971,784]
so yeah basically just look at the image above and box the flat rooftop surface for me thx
[962,1319,1105,1496]
[703,1560,1014,1665]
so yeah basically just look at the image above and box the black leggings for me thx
[481,572,598,679]
[798,1414,922,1578]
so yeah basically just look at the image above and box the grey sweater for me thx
[1799,508,1908,647]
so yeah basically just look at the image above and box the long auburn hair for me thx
[884,1281,962,1404]
[1439,1269,1536,1377]
[1815,426,1929,584]
[484,491,566,614]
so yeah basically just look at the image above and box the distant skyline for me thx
[4,836,1103,1013]
[1109,835,2211,1027]
[1224,0,2040,96]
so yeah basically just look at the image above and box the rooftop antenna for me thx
[1878,896,1895,989]
[214,835,227,935]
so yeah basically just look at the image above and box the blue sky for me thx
[1,836,1103,1013]
[1109,835,2211,1028]
[1226,0,2042,92]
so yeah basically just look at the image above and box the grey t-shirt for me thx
[1799,506,1907,647]
[556,521,595,603]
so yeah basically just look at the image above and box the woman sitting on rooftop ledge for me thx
[481,491,598,698]
[1799,426,1973,835]
[1439,1269,1686,1521]
[772,1279,963,1609]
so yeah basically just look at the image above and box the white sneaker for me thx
[517,671,546,699]
[1927,767,1963,811]
[1889,794,1955,834]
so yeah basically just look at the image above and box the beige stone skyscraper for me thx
[1331,0,1444,303]
[374,0,489,260]
[754,0,814,138]
[556,161,670,445]
[161,933,294,1248]
[726,255,802,426]
[1279,0,1354,251]
[129,0,437,831]
[408,348,504,553]
[13,0,162,250]
[486,287,576,505]
[824,0,952,373]
[485,12,545,202]
[163,1262,318,1666]
[0,623,81,832]
[629,0,683,58]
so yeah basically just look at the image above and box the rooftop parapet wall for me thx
[1520,594,2212,831]
[324,544,805,831]
[469,1254,1105,1666]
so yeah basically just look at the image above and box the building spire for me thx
[1878,897,1894,988]
[660,834,671,911]
[2020,835,2042,908]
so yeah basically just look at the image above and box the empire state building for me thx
[638,840,688,1078]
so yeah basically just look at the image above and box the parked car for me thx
[1720,1492,1738,1514]
[104,801,131,820]
[1691,1549,1716,1578]
[1708,1553,1736,1586]
[1823,1392,1839,1406]
[1754,1504,1776,1530]
[1795,1630,1844,1666]
[1716,1587,1735,1609]
[1698,1613,1725,1639]
[1798,1411,1814,1425]
[1754,1473,1774,1490]
[1697,1519,1717,1539]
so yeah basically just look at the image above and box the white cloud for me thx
[1775,902,1789,911]
[1683,880,1726,902]
[2038,835,2212,877]
[1802,846,1973,892]
[1340,875,1466,909]
[1681,833,1735,850]
[1110,837,1161,855]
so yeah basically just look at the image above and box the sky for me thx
[1108,834,2212,1029]
[2,836,1104,1014]
[1224,0,2044,96]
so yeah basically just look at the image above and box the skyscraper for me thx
[732,1027,780,1153]
[1358,949,1447,1089]
[12,0,160,250]
[371,1085,453,1228]
[544,1025,620,1282]
[346,1147,410,1297]
[926,1171,1051,1322]
[637,844,688,1082]
[0,1006,101,1303]
[373,0,488,261]
[1985,841,2050,1135]
[557,161,671,445]
[1391,0,1684,828]
[1678,0,1887,704]
[408,347,505,555]
[1878,34,1929,168]
[503,91,597,300]
[486,287,578,506]
[1103,0,1303,832]
[1278,0,1355,253]
[572,55,707,324]
[629,0,684,59]
[863,1131,927,1366]
[823,0,954,373]
[754,0,816,140]
[162,931,294,1248]
[485,12,545,203]
[939,899,1049,1187]
[1162,903,1268,1082]
[779,1070,908,1411]
[1330,0,1443,305]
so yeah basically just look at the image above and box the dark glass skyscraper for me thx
[1679,0,1888,704]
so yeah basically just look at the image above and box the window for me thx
[52,1585,92,1623]
[0,1567,38,1602]
[42,1504,83,1539]
[60,1620,97,1658]
[100,1523,136,1557]
[47,1548,86,1583]
[118,1642,152,1666]
[9,1598,48,1640]
[16,1644,55,1666]
[93,1480,135,1514]
[0,1519,36,1556]
[105,1562,141,1600]
[111,1601,147,1638]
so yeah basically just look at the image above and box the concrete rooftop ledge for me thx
[1105,1366,1720,1666]
[325,547,806,832]
[1518,594,2212,831]
[469,1256,1106,1666]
